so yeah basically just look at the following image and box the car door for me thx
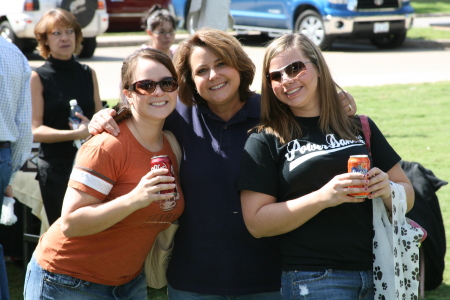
[230,0,259,26]
[253,0,291,29]
[231,0,291,29]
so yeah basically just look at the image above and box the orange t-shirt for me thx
[36,122,184,286]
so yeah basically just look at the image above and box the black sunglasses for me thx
[129,77,178,95]
[266,61,311,86]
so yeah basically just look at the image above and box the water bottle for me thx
[69,99,83,149]
[69,99,83,125]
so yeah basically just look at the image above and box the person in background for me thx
[31,8,103,225]
[23,48,184,299]
[88,28,357,299]
[0,36,33,300]
[142,4,178,59]
[238,33,414,299]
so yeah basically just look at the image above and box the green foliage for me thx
[411,0,450,14]
[408,27,450,40]
[346,81,450,298]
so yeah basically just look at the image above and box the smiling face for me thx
[189,46,241,111]
[269,48,320,117]
[124,57,177,122]
[45,25,76,60]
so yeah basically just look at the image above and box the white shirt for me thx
[0,37,33,184]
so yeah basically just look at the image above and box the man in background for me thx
[0,36,33,300]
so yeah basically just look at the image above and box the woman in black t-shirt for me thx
[238,33,414,300]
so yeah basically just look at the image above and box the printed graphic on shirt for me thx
[285,134,365,171]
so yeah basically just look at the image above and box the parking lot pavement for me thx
[96,14,450,49]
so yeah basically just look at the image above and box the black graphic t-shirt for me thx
[238,116,400,271]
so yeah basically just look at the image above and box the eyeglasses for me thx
[153,30,176,36]
[129,77,178,95]
[266,61,311,86]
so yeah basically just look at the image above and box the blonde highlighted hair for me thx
[34,8,83,59]
[257,33,359,144]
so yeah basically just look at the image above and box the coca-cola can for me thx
[348,155,370,198]
[150,155,175,194]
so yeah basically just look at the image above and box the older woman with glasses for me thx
[142,4,178,59]
[30,8,103,226]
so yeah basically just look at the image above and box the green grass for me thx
[411,0,450,14]
[6,81,450,299]
[408,27,450,40]
[347,81,450,299]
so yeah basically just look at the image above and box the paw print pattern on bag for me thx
[373,182,424,300]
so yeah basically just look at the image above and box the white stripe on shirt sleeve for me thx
[70,167,113,196]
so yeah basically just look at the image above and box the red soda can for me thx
[348,155,370,198]
[150,155,174,194]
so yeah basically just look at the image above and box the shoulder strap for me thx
[359,115,371,156]
[163,130,182,168]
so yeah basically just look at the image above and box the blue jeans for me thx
[0,147,12,300]
[281,269,373,300]
[0,147,12,216]
[23,256,147,300]
[168,284,281,300]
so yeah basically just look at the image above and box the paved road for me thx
[26,14,450,100]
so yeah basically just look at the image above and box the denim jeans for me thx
[281,269,373,300]
[0,147,12,216]
[0,147,12,300]
[167,284,281,300]
[23,256,147,300]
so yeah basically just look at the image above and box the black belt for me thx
[0,141,11,148]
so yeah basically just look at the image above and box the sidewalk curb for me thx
[96,35,450,49]
[97,14,450,49]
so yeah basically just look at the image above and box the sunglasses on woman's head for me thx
[266,61,311,86]
[129,77,178,95]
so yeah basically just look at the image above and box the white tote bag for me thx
[373,182,426,300]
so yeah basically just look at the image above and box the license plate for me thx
[374,22,389,33]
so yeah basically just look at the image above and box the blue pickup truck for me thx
[173,0,415,49]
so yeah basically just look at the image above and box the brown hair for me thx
[117,48,178,116]
[257,33,359,144]
[34,8,83,59]
[173,28,255,106]
[143,4,177,31]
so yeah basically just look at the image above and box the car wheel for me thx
[78,37,97,58]
[0,20,36,53]
[295,10,334,50]
[370,32,406,49]
[59,0,97,28]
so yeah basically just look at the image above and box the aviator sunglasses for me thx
[128,77,178,95]
[266,60,311,86]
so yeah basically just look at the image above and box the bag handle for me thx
[163,130,181,168]
[359,115,371,156]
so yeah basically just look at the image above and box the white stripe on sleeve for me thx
[70,167,113,196]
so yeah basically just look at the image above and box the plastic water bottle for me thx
[69,99,83,149]
[69,99,83,125]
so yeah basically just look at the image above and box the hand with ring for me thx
[338,90,357,116]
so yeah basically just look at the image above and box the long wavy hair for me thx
[257,33,359,144]
[173,28,255,106]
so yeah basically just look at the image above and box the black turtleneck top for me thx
[34,55,95,159]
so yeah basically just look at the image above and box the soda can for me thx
[150,155,175,194]
[348,155,370,198]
